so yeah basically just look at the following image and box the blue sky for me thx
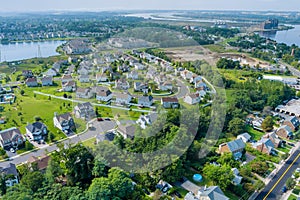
[0,0,299,12]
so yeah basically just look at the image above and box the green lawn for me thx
[82,137,96,149]
[245,125,265,141]
[0,87,71,141]
[288,194,298,200]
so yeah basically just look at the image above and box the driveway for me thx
[0,120,116,168]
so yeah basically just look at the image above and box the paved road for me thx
[279,61,300,78]
[255,149,300,200]
[0,120,116,167]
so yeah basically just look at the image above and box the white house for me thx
[44,68,58,77]
[138,95,153,107]
[79,75,90,83]
[76,87,94,99]
[95,86,113,102]
[184,93,201,105]
[237,132,252,143]
[136,113,158,129]
[115,93,132,105]
[53,113,75,133]
[62,81,76,92]
[127,70,139,80]
[96,73,108,82]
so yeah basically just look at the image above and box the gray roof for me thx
[286,116,300,128]
[26,122,47,134]
[0,127,22,142]
[237,132,251,140]
[0,163,18,177]
[199,186,229,200]
[96,132,116,142]
[227,138,245,152]
[138,95,153,103]
[278,125,293,135]
[54,113,73,123]
[118,124,136,137]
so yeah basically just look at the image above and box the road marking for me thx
[263,152,300,200]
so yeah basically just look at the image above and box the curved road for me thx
[0,120,116,168]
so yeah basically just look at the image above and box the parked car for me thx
[10,148,15,153]
[105,118,111,121]
[281,185,287,193]
[97,118,103,121]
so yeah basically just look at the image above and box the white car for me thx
[9,148,15,153]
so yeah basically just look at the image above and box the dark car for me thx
[97,118,103,121]
[174,191,182,198]
[105,118,111,121]
[281,185,287,193]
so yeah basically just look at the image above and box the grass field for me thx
[245,125,265,141]
[0,87,86,142]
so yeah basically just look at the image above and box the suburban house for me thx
[283,116,300,131]
[118,124,136,139]
[136,113,158,129]
[74,102,96,121]
[158,81,173,91]
[184,186,229,200]
[53,113,75,133]
[232,168,243,185]
[0,163,19,187]
[276,125,293,139]
[190,74,202,84]
[79,74,90,83]
[115,79,130,90]
[61,74,73,84]
[134,82,149,93]
[25,121,48,141]
[66,65,76,74]
[237,132,251,143]
[134,63,146,70]
[127,70,139,80]
[44,68,58,77]
[27,155,50,172]
[77,66,89,75]
[41,76,53,86]
[115,93,132,105]
[118,64,130,72]
[184,93,201,105]
[263,132,282,148]
[195,81,207,89]
[219,138,245,160]
[62,81,76,92]
[0,127,25,149]
[252,138,275,155]
[96,73,108,82]
[138,95,153,107]
[22,70,34,78]
[76,87,94,99]
[161,97,179,109]
[196,88,207,98]
[96,132,116,144]
[25,77,38,87]
[95,86,112,102]
[180,70,193,80]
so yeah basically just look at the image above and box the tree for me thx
[92,157,108,178]
[20,90,25,96]
[21,171,45,192]
[228,118,245,136]
[2,184,32,200]
[250,161,268,176]
[261,116,274,132]
[286,177,296,190]
[203,164,234,190]
[217,153,240,168]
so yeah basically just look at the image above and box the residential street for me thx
[255,148,300,200]
[0,120,116,168]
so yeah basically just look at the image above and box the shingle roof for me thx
[227,138,245,152]
[0,163,18,177]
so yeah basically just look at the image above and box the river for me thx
[257,25,300,47]
[0,40,65,62]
